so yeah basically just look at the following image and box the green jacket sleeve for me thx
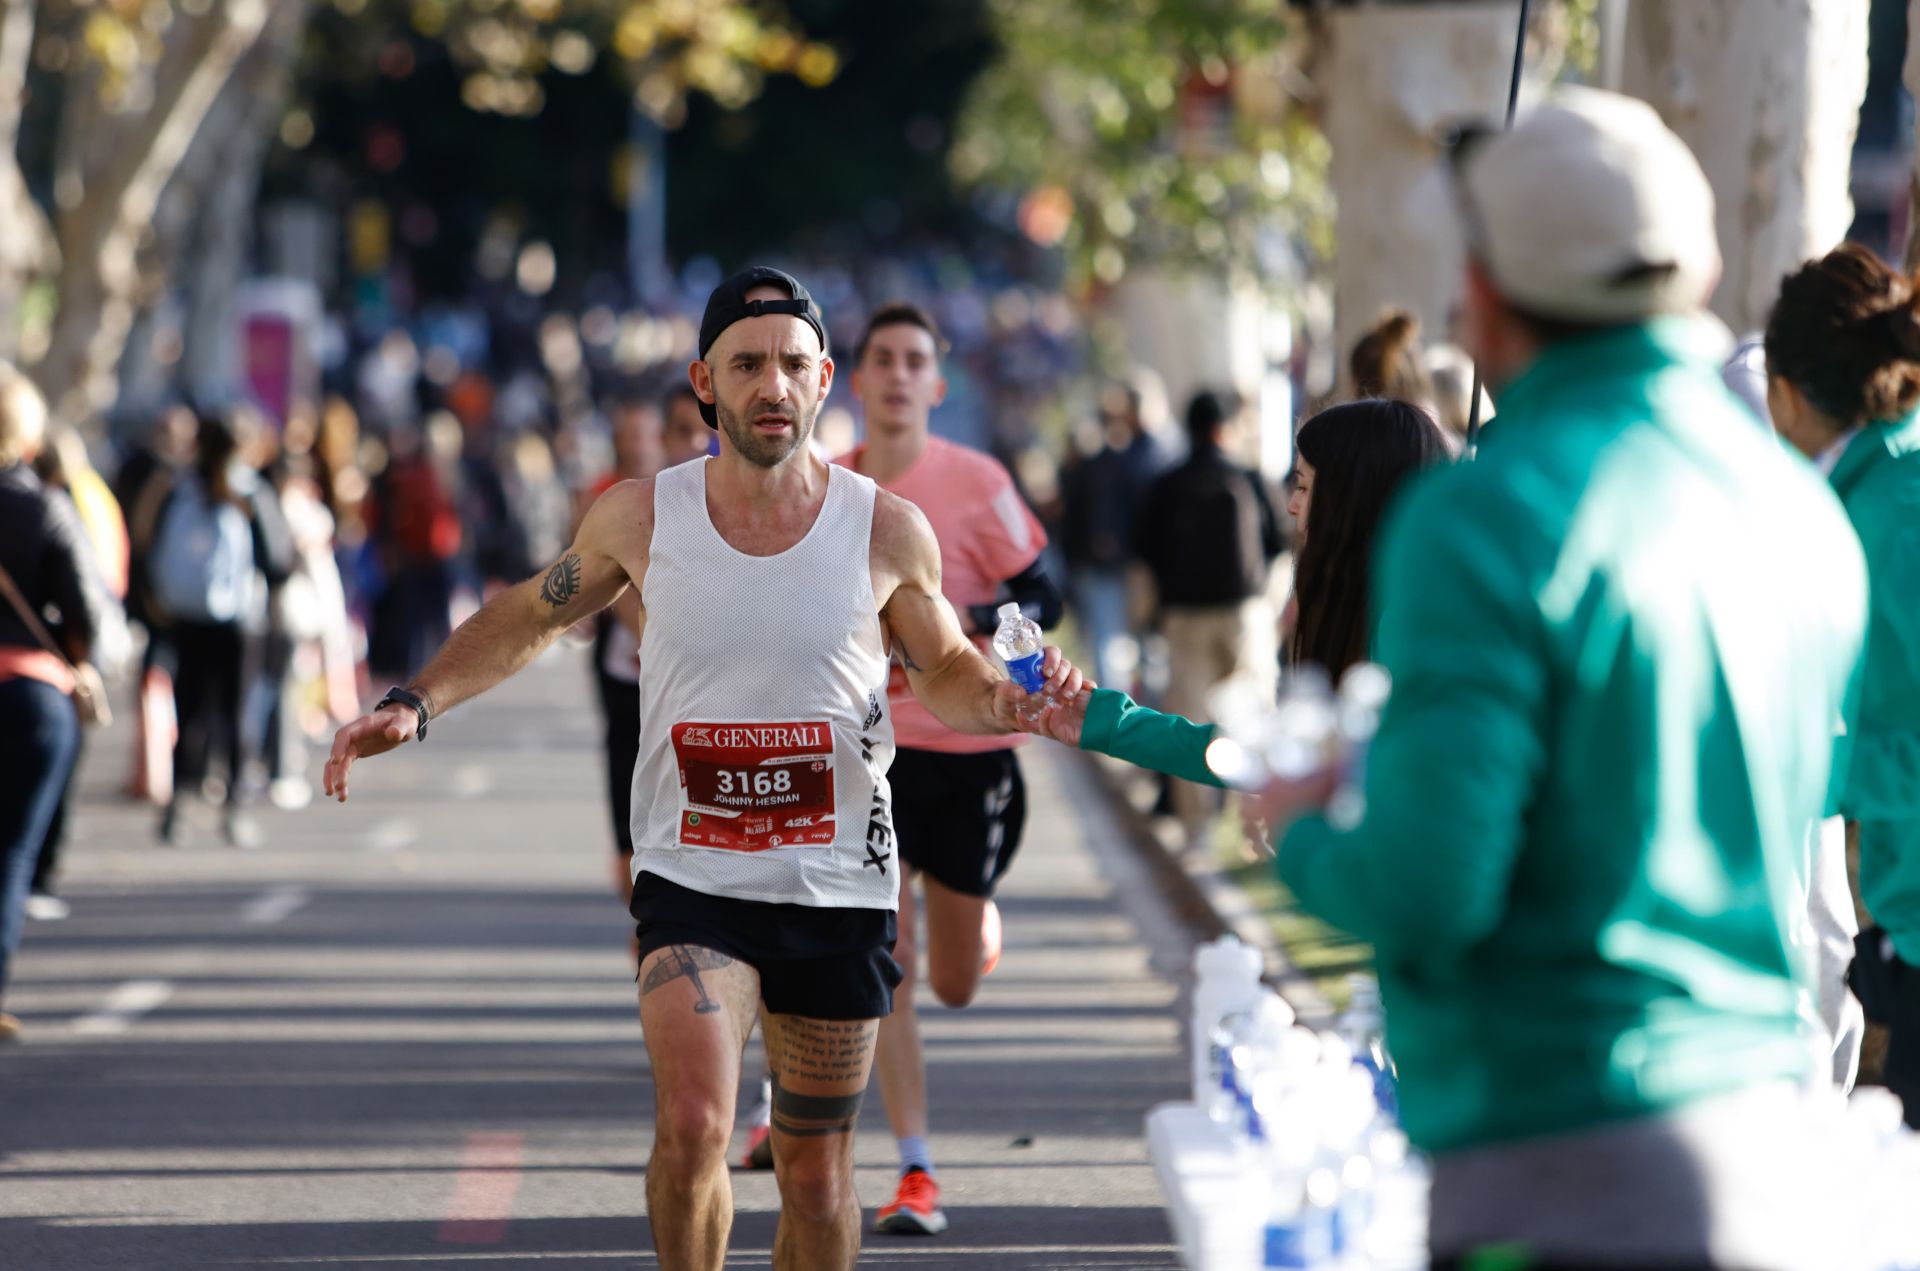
[1276,473,1549,953]
[1078,687,1226,787]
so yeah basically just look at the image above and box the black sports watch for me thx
[377,686,433,742]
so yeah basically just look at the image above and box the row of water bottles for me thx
[1193,937,1426,1270]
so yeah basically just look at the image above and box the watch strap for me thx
[378,686,431,741]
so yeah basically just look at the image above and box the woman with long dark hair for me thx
[1288,399,1454,678]
[1022,398,1449,796]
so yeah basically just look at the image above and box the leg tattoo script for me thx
[540,553,583,608]
[641,945,732,1014]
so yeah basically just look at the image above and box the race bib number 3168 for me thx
[671,721,836,852]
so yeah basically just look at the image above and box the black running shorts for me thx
[630,872,902,1020]
[889,747,1027,899]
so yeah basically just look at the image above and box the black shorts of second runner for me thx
[889,746,1027,899]
[631,872,902,1020]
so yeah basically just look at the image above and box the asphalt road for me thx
[0,647,1191,1270]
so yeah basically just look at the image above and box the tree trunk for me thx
[0,0,56,362]
[30,0,272,428]
[153,0,310,409]
[1621,0,1870,336]
[1317,2,1526,397]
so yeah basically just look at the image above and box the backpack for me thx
[1144,458,1273,605]
[148,477,255,623]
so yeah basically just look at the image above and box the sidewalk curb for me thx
[1074,749,1338,1028]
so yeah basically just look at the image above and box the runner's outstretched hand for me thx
[323,704,419,803]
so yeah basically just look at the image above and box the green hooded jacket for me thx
[1829,407,1920,961]
[1269,319,1862,1153]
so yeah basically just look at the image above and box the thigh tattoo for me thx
[770,1075,865,1138]
[774,1016,873,1084]
[640,945,732,1015]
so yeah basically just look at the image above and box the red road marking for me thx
[437,1131,525,1245]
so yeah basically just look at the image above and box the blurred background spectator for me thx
[0,365,105,1040]
[1135,389,1284,853]
[25,428,129,918]
[148,412,292,849]
[1060,373,1173,696]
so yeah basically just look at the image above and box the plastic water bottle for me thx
[1337,976,1397,1123]
[1310,1046,1382,1269]
[1327,664,1391,829]
[991,602,1050,718]
[1207,1011,1256,1132]
[1263,1134,1339,1269]
[1268,666,1340,779]
[1205,666,1340,790]
[1363,1127,1430,1271]
[1192,936,1265,1104]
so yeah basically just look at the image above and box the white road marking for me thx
[238,886,310,925]
[366,820,420,852]
[72,979,173,1036]
[450,764,493,798]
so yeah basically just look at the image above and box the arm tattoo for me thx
[770,1075,865,1137]
[897,644,922,673]
[540,553,583,608]
[640,945,732,1015]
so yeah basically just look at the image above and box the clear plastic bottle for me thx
[1263,1134,1339,1270]
[1192,936,1265,1104]
[1362,1126,1430,1271]
[1205,666,1340,789]
[1207,1013,1256,1134]
[1328,664,1391,829]
[1336,975,1397,1122]
[1267,665,1340,779]
[1313,1056,1382,1269]
[991,602,1050,719]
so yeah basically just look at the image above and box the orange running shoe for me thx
[738,1123,774,1171]
[980,899,1002,977]
[874,1166,947,1235]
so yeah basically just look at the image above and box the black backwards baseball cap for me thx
[695,266,829,428]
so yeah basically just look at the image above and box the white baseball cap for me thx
[1458,87,1720,323]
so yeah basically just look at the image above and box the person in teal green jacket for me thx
[1033,89,1872,1268]
[1765,241,1920,1126]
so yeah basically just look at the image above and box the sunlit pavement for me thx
[0,647,1187,1269]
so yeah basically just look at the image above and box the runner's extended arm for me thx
[877,493,1078,734]
[324,481,643,800]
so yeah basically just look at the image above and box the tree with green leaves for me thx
[951,0,1317,293]
[0,0,834,429]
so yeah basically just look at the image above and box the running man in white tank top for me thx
[735,303,1067,1242]
[319,267,1083,1271]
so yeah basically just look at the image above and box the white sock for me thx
[897,1134,934,1176]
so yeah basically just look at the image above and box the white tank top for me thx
[631,459,898,909]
